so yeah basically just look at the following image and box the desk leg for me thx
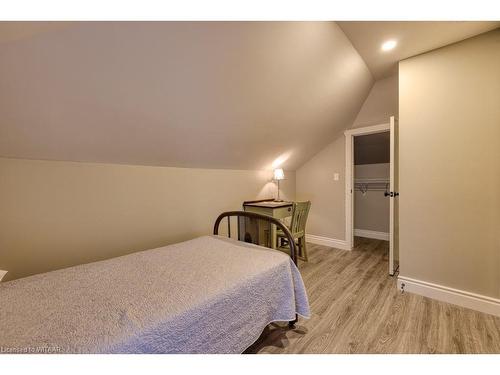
[270,223,276,249]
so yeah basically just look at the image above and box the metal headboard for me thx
[213,210,298,265]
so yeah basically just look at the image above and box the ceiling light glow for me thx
[381,40,397,51]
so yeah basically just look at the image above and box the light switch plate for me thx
[334,173,340,181]
[0,270,7,281]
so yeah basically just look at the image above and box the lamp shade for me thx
[273,168,285,180]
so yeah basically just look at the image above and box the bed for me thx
[0,211,310,354]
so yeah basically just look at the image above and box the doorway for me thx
[344,117,399,275]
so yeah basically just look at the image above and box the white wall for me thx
[0,158,295,281]
[296,74,398,241]
[399,29,500,299]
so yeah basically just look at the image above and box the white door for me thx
[389,116,399,276]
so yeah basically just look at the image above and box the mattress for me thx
[0,235,310,354]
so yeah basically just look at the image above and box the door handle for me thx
[384,192,399,197]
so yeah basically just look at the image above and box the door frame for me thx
[344,122,390,252]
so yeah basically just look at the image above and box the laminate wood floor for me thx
[245,237,500,354]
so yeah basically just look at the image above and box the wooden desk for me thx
[243,200,293,249]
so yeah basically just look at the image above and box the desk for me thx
[243,200,293,249]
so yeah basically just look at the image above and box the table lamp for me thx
[273,168,285,201]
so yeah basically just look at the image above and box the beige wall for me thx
[354,163,390,233]
[0,158,295,281]
[352,74,399,129]
[295,137,346,239]
[399,29,500,299]
[296,74,398,240]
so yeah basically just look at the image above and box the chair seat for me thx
[276,229,307,261]
[276,229,304,239]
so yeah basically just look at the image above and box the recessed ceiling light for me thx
[381,40,397,51]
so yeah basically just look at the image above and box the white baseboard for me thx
[398,276,500,317]
[305,234,350,251]
[354,229,389,241]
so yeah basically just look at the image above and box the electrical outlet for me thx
[0,270,7,281]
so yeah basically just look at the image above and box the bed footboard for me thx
[213,210,298,265]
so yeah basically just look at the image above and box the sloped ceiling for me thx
[338,21,500,79]
[0,22,373,171]
[0,22,72,44]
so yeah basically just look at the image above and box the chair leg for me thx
[299,236,308,262]
[296,237,302,261]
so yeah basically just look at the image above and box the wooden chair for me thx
[277,201,311,262]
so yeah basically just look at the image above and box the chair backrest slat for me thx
[289,201,311,236]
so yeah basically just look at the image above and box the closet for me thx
[353,132,390,241]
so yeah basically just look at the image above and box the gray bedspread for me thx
[0,235,310,353]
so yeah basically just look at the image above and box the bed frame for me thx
[213,210,297,265]
[214,210,299,327]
